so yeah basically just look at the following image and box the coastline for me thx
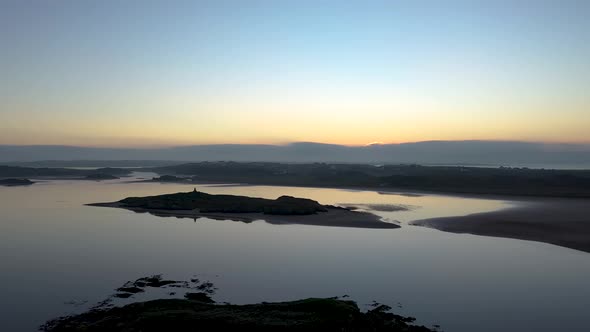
[88,202,400,229]
[412,198,590,253]
[85,178,590,251]
[132,178,589,202]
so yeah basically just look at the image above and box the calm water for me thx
[1,173,589,332]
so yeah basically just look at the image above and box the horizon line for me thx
[2,139,590,149]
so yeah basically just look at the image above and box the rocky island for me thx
[89,190,398,229]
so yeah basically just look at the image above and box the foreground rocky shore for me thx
[42,275,436,332]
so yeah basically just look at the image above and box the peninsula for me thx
[0,178,34,186]
[0,166,132,179]
[88,190,398,229]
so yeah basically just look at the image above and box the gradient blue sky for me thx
[1,0,589,146]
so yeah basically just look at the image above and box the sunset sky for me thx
[1,1,589,147]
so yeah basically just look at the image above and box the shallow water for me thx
[1,174,589,331]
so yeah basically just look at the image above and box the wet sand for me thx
[89,202,400,229]
[413,198,590,253]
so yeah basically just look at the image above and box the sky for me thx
[1,0,589,147]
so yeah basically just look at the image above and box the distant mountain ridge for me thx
[1,141,589,168]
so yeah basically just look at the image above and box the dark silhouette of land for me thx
[1,160,182,168]
[84,173,120,180]
[147,162,590,198]
[4,161,589,198]
[150,175,188,182]
[0,178,34,186]
[0,166,131,179]
[89,190,398,229]
[413,199,590,253]
[113,190,330,215]
[43,298,436,332]
[3,162,590,198]
[42,275,435,332]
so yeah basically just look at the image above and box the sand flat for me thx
[412,198,590,253]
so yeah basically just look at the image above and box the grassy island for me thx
[119,189,328,215]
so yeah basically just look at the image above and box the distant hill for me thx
[1,141,589,169]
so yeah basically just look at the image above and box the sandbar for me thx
[413,198,590,253]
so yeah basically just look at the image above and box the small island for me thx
[0,178,34,186]
[151,175,189,182]
[85,173,120,181]
[89,190,399,229]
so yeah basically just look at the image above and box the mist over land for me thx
[2,140,590,168]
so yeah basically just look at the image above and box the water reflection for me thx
[0,175,589,332]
